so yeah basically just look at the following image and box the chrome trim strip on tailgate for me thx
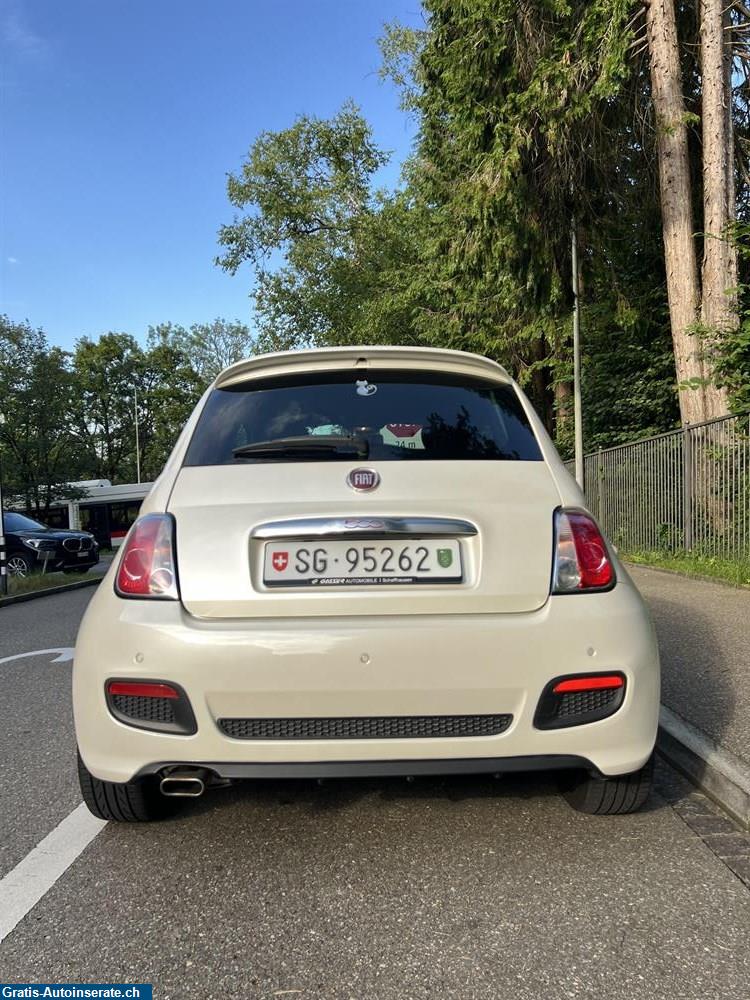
[251,516,478,540]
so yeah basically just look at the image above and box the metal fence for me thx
[568,412,750,557]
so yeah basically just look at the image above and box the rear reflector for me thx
[107,681,180,699]
[552,675,624,694]
[115,513,179,599]
[105,679,198,735]
[552,509,614,592]
[535,672,626,729]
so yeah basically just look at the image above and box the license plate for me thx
[77,551,89,558]
[263,538,462,587]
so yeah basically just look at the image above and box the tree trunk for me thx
[645,0,714,425]
[699,0,736,418]
[530,337,554,434]
[554,378,573,429]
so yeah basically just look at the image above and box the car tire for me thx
[77,750,181,822]
[7,552,35,577]
[559,753,654,815]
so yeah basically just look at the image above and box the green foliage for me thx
[711,322,750,414]
[0,316,86,513]
[378,21,427,114]
[71,328,209,483]
[218,102,388,276]
[214,3,684,449]
[216,103,425,351]
[624,549,750,588]
[71,333,144,482]
[0,315,247,503]
[384,0,684,442]
[410,0,635,342]
[575,179,681,449]
[706,223,750,414]
[147,319,254,383]
[139,331,204,480]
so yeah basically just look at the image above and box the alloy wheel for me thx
[7,556,31,578]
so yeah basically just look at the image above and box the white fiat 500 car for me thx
[74,346,659,821]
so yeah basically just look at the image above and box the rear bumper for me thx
[73,575,660,783]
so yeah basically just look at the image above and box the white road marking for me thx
[0,647,74,665]
[0,804,106,944]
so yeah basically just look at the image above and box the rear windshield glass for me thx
[183,370,542,465]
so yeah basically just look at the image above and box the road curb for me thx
[0,576,102,608]
[657,705,750,830]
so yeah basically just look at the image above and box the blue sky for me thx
[0,1,421,351]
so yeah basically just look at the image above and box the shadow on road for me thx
[168,766,671,823]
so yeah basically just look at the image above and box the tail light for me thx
[552,509,614,593]
[115,513,179,599]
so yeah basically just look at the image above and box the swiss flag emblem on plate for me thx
[271,551,289,572]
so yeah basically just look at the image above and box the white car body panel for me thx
[74,570,657,783]
[73,345,659,786]
[169,461,561,618]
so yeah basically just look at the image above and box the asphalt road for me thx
[1,587,749,999]
[628,565,750,766]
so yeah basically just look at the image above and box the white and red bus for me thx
[43,481,153,549]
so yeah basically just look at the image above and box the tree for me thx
[644,0,730,423]
[71,331,207,484]
[214,2,750,453]
[148,319,258,382]
[139,333,204,479]
[708,222,750,413]
[699,0,739,356]
[388,0,745,432]
[401,0,645,429]
[71,333,143,482]
[216,103,421,351]
[0,316,86,514]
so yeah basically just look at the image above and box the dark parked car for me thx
[2,512,100,577]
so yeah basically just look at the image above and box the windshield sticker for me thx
[306,423,349,436]
[379,423,425,449]
[355,380,377,397]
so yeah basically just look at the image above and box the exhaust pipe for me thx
[160,769,209,798]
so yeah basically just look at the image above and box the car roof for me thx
[214,345,511,389]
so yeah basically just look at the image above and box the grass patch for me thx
[5,569,97,597]
[623,549,750,587]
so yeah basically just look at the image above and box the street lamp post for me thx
[571,215,584,491]
[134,386,141,484]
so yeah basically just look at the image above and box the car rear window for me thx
[183,370,543,465]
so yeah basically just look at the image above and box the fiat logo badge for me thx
[347,468,380,492]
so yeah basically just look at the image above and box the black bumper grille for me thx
[534,674,626,730]
[106,679,197,735]
[555,688,619,718]
[112,693,176,724]
[62,536,93,552]
[218,714,513,741]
